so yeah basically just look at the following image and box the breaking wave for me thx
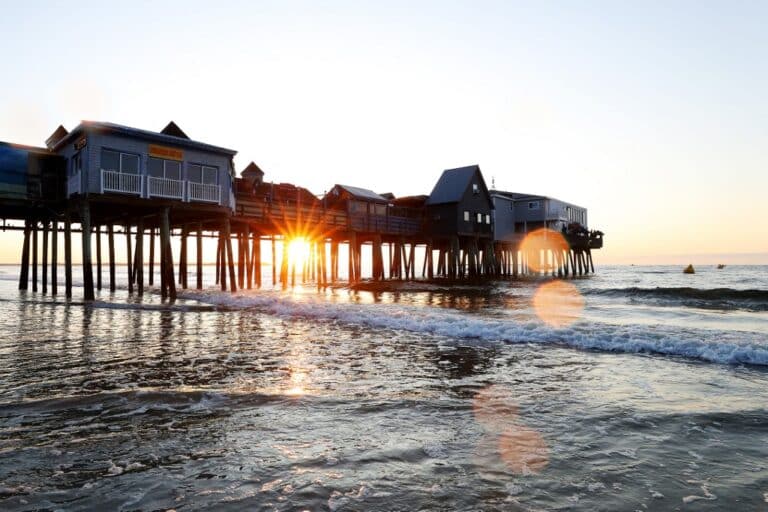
[584,287,768,311]
[181,290,768,366]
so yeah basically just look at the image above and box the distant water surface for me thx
[0,264,766,510]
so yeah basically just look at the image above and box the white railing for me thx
[148,176,185,200]
[101,169,142,196]
[66,171,81,196]
[188,182,221,203]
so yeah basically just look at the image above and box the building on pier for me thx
[426,165,494,238]
[48,120,237,211]
[490,191,589,239]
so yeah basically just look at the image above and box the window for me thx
[472,183,479,194]
[476,212,482,223]
[463,211,470,222]
[101,149,139,174]
[70,152,82,177]
[188,164,218,185]
[485,214,491,224]
[149,157,181,180]
[528,201,540,210]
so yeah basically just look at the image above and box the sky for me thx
[0,0,766,264]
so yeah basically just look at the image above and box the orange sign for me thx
[148,144,183,161]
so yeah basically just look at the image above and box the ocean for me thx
[0,264,766,510]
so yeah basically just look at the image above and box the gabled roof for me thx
[335,184,388,202]
[45,125,69,150]
[51,120,237,156]
[426,165,487,205]
[160,121,189,139]
[241,161,264,177]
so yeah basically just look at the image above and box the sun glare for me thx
[287,237,312,271]
[518,228,570,274]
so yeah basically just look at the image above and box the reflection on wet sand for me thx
[473,385,549,475]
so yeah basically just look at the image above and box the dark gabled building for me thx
[425,165,493,238]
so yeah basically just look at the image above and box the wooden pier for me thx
[1,123,603,303]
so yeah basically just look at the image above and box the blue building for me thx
[47,121,237,211]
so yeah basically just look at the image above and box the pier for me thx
[1,122,604,302]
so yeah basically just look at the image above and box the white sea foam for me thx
[179,289,768,366]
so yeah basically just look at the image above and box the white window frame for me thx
[463,210,470,222]
[148,157,182,180]
[101,148,140,174]
[188,163,218,185]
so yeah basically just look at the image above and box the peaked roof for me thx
[50,120,236,156]
[160,121,189,139]
[241,161,264,176]
[45,125,69,149]
[426,165,485,205]
[335,184,388,202]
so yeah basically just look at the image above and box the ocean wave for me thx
[584,287,768,311]
[180,290,768,366]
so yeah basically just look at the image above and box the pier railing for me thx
[148,176,184,200]
[188,182,221,203]
[101,169,142,196]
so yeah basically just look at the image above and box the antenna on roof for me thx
[491,176,496,189]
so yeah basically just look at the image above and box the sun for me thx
[287,237,311,271]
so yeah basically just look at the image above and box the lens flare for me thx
[472,385,520,430]
[533,280,584,328]
[518,228,569,274]
[498,425,550,474]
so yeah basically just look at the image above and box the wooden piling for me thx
[108,224,116,292]
[224,220,237,292]
[64,214,72,299]
[148,227,155,286]
[160,208,176,301]
[51,220,58,295]
[95,225,102,290]
[136,220,144,296]
[80,202,95,301]
[125,223,133,294]
[196,223,203,290]
[245,225,253,289]
[179,226,188,288]
[42,222,49,294]
[252,230,261,288]
[32,223,38,292]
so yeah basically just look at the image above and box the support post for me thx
[125,223,133,294]
[42,222,49,294]
[32,223,38,292]
[64,214,72,299]
[108,224,116,292]
[224,220,237,292]
[196,223,203,290]
[160,207,176,301]
[80,202,94,301]
[51,220,58,295]
[148,227,155,286]
[95,225,102,290]
[136,220,144,296]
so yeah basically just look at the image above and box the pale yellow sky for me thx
[1,2,767,265]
